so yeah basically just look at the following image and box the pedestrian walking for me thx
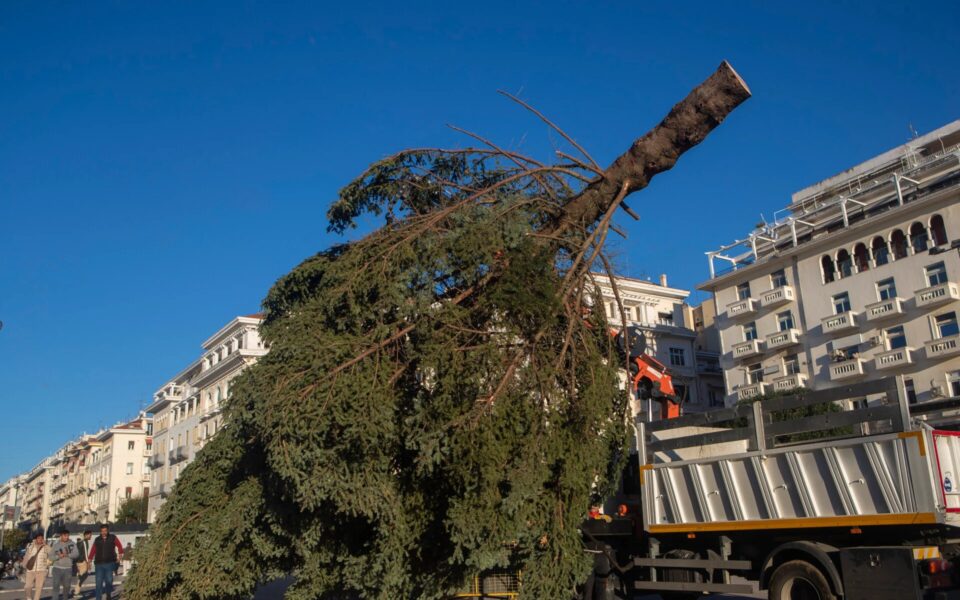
[121,542,133,574]
[49,527,79,600]
[74,529,93,596]
[87,524,123,600]
[22,532,50,600]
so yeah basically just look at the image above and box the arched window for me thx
[853,242,870,273]
[931,214,948,246]
[891,229,908,260]
[872,236,889,266]
[836,248,853,278]
[821,255,836,283]
[909,221,929,253]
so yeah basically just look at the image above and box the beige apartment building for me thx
[147,314,266,522]
[87,416,152,523]
[19,459,52,532]
[62,435,100,524]
[700,120,960,424]
[593,274,725,413]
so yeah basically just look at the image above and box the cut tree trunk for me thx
[552,60,751,236]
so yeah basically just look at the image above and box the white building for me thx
[147,314,266,522]
[593,274,725,412]
[87,415,152,523]
[699,120,960,424]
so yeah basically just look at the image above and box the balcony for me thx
[865,297,905,322]
[726,297,759,321]
[772,373,807,392]
[925,335,960,360]
[760,285,795,309]
[732,339,762,360]
[915,282,960,309]
[149,454,166,468]
[874,347,914,370]
[829,358,866,381]
[765,328,801,351]
[736,382,768,401]
[821,311,858,335]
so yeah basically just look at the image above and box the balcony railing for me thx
[925,335,960,360]
[725,297,758,320]
[765,328,801,351]
[821,311,858,335]
[829,358,865,381]
[864,297,905,322]
[732,339,762,360]
[760,285,795,309]
[772,373,807,392]
[736,382,768,401]
[149,454,166,468]
[915,282,960,309]
[874,347,914,370]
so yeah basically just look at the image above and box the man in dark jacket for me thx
[87,524,123,600]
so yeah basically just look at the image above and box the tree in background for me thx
[1,528,26,554]
[126,63,750,600]
[115,496,148,524]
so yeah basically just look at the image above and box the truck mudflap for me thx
[839,547,960,600]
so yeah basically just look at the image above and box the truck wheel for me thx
[768,560,835,600]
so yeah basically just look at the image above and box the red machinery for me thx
[613,326,681,420]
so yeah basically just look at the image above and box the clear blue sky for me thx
[1,1,957,481]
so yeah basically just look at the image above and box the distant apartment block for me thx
[593,274,725,413]
[146,315,266,522]
[699,120,960,426]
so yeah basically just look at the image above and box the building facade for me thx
[147,315,266,522]
[699,120,960,424]
[593,274,723,413]
[88,416,152,523]
[18,459,52,532]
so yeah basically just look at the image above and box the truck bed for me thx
[637,380,960,535]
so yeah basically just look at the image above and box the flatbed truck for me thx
[582,378,960,600]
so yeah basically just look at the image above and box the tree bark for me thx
[552,60,751,235]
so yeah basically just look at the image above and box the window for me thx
[126,463,133,475]
[891,229,908,260]
[747,363,763,384]
[743,322,758,341]
[926,262,948,287]
[708,388,724,407]
[836,249,853,278]
[910,222,929,253]
[128,441,135,451]
[931,214,948,246]
[736,282,751,300]
[904,378,917,405]
[885,326,906,350]
[950,371,960,398]
[216,387,223,405]
[833,292,851,314]
[783,354,801,376]
[125,487,132,499]
[669,347,686,367]
[777,311,794,331]
[872,236,890,266]
[821,255,836,283]
[936,312,959,338]
[853,243,870,273]
[877,278,897,301]
[146,441,152,451]
[771,269,787,288]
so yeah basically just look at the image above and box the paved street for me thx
[0,574,123,598]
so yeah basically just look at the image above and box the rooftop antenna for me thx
[908,123,919,140]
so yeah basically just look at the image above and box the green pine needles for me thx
[127,147,631,600]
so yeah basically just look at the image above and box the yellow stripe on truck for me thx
[647,513,939,534]
[913,547,941,560]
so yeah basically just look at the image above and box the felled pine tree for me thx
[126,62,749,600]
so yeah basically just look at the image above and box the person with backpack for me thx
[49,527,79,600]
[22,532,50,600]
[86,524,123,600]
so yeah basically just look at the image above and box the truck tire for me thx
[768,560,835,600]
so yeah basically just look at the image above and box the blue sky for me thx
[1,1,957,481]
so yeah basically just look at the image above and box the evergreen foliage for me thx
[127,148,630,600]
[115,495,149,524]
